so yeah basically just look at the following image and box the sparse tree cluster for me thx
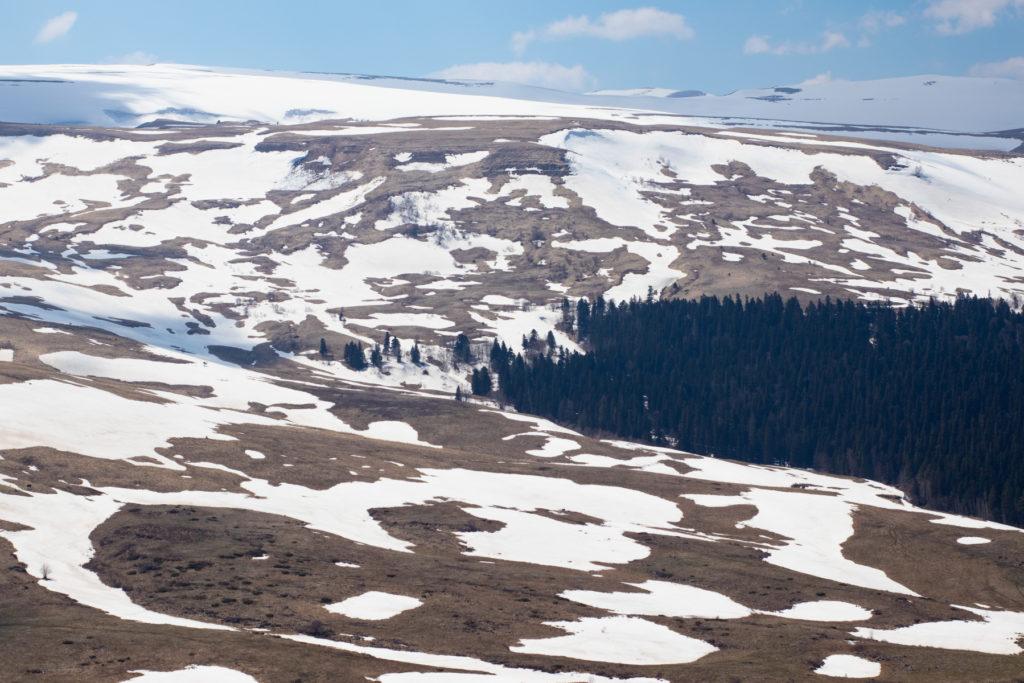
[342,341,367,370]
[470,366,493,396]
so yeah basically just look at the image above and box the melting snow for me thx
[510,616,717,665]
[123,666,258,682]
[852,605,1024,655]
[561,580,751,619]
[814,654,880,678]
[325,591,422,620]
[957,536,991,545]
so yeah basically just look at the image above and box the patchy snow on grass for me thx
[397,151,488,173]
[956,536,991,545]
[375,178,490,231]
[552,237,683,303]
[469,306,579,352]
[260,176,384,233]
[814,654,880,678]
[347,312,455,330]
[561,580,751,619]
[0,487,231,630]
[123,666,258,682]
[0,172,132,222]
[0,379,268,465]
[766,600,872,622]
[286,632,664,682]
[510,616,717,665]
[508,433,579,458]
[852,605,1024,655]
[500,174,569,209]
[683,488,917,595]
[325,591,422,620]
[0,134,156,181]
[144,133,298,202]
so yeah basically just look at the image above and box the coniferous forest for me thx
[492,294,1024,525]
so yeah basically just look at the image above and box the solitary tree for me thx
[319,337,329,357]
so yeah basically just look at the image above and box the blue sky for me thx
[2,1,1023,93]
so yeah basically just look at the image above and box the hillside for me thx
[1,64,1023,681]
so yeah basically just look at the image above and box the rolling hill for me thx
[0,64,1023,681]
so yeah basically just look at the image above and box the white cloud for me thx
[799,71,834,87]
[104,51,158,65]
[513,7,694,54]
[35,11,77,44]
[924,0,1024,35]
[820,31,850,51]
[859,10,906,32]
[431,62,596,92]
[744,31,850,56]
[969,56,1024,79]
[743,36,773,55]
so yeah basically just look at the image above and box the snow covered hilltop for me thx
[0,63,1023,680]
[2,63,1023,149]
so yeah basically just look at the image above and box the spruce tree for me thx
[490,339,503,368]
[453,333,472,364]
[343,342,367,371]
[576,298,591,339]
[479,367,492,395]
[370,344,383,369]
[390,337,402,362]
[561,297,573,332]
[497,294,1024,526]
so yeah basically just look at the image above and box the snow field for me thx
[324,591,422,620]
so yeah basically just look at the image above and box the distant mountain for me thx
[1,65,1022,150]
[587,87,699,98]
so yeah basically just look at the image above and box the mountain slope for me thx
[1,65,1023,681]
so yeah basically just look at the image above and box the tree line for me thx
[488,294,1024,526]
